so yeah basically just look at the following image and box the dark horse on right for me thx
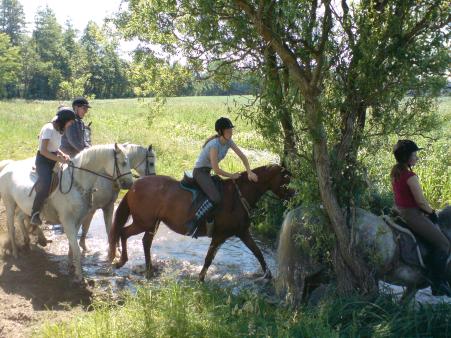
[109,164,293,281]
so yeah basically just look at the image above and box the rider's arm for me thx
[230,142,251,173]
[230,142,258,182]
[64,120,86,152]
[40,139,66,163]
[407,175,434,214]
[209,147,235,178]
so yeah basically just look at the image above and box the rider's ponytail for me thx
[202,134,219,148]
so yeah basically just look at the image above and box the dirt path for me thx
[0,206,93,338]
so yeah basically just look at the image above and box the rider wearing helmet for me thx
[391,139,451,296]
[30,107,76,226]
[186,117,259,236]
[60,97,92,157]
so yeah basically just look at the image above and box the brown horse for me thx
[108,164,293,281]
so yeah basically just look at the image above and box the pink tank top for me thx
[392,169,418,208]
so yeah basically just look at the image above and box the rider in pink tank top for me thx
[392,169,418,208]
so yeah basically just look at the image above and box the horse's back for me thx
[126,174,193,225]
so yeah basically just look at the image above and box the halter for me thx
[134,148,156,176]
[232,179,251,218]
[59,149,132,194]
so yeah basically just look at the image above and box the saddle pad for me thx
[382,215,429,268]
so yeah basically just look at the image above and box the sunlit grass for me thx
[38,279,451,338]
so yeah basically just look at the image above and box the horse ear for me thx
[148,144,152,151]
[114,142,120,152]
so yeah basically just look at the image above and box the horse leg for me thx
[401,285,417,303]
[62,219,83,282]
[4,198,18,258]
[102,203,121,257]
[115,222,144,269]
[17,211,30,251]
[79,209,95,252]
[142,221,159,278]
[238,229,271,279]
[199,235,227,282]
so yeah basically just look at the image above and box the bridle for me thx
[134,148,156,176]
[59,149,132,194]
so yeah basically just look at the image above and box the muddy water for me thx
[40,209,451,304]
[43,209,277,294]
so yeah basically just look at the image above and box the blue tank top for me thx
[194,137,234,168]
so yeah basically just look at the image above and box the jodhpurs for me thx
[193,167,221,205]
[31,151,56,215]
[398,207,450,254]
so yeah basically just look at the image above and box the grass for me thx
[38,279,451,338]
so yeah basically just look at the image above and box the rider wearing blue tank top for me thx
[186,117,258,236]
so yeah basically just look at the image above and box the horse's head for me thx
[124,144,156,177]
[263,164,294,201]
[111,143,134,189]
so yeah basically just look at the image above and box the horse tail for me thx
[108,192,130,261]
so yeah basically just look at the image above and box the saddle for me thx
[29,163,63,197]
[180,170,223,215]
[382,210,431,269]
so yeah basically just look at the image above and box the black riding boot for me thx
[185,199,214,238]
[30,197,44,226]
[30,180,49,226]
[427,250,451,297]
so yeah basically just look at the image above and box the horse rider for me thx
[186,117,259,236]
[60,97,92,158]
[30,107,76,226]
[391,139,451,296]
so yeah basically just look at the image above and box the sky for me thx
[20,0,136,57]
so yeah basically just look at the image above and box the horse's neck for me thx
[237,178,268,207]
[70,148,112,191]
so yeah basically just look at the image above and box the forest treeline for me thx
[0,0,255,100]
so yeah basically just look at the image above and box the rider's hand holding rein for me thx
[209,123,258,182]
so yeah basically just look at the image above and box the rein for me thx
[59,150,132,194]
[232,179,252,218]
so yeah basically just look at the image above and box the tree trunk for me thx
[304,98,377,294]
[263,47,297,166]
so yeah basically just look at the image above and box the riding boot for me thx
[185,199,214,238]
[30,185,47,226]
[427,249,451,297]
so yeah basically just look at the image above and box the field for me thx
[0,96,450,337]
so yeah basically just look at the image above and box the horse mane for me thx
[72,144,120,168]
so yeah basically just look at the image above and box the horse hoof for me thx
[113,259,126,269]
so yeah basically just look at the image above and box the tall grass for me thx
[38,280,451,338]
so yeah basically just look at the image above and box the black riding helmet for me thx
[393,140,423,164]
[215,117,234,135]
[53,106,76,132]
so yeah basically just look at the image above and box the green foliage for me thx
[0,0,25,46]
[38,280,451,337]
[0,32,20,97]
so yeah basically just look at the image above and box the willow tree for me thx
[116,0,449,294]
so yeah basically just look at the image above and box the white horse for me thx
[0,144,134,282]
[78,143,156,251]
